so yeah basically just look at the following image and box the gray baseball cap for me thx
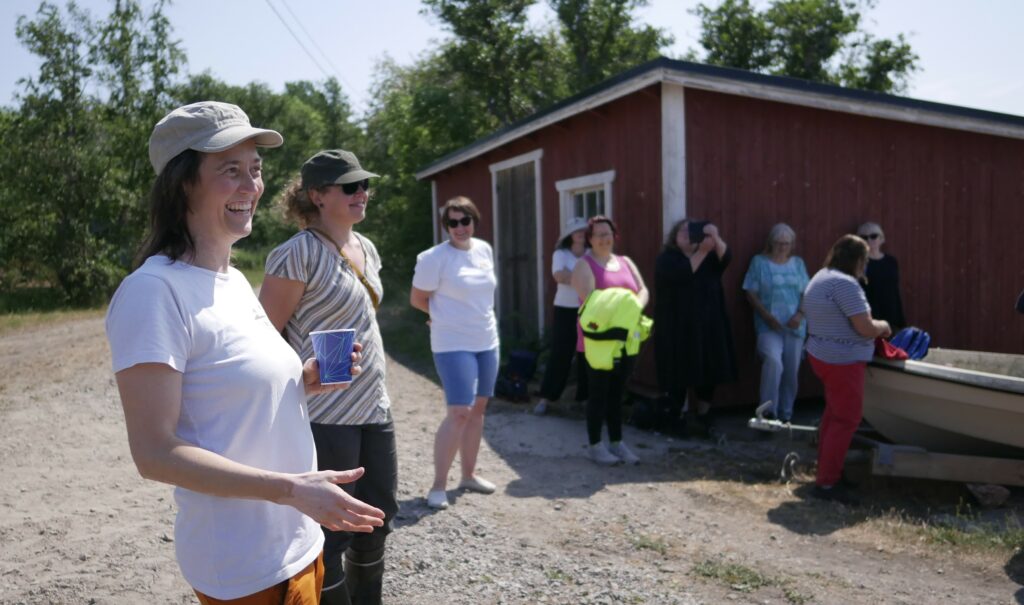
[148,101,283,174]
[301,149,379,188]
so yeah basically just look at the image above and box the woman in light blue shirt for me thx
[742,223,809,422]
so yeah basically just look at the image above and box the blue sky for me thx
[2,0,1021,118]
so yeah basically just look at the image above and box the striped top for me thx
[802,268,874,364]
[265,230,390,425]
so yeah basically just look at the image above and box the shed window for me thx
[572,188,605,219]
[556,170,615,230]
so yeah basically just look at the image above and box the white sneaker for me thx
[533,400,548,415]
[459,475,496,494]
[609,441,639,465]
[426,489,449,509]
[589,442,621,466]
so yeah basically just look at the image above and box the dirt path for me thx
[0,315,1020,604]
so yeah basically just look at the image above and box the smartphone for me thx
[688,220,709,244]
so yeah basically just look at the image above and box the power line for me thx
[278,0,358,96]
[262,0,332,81]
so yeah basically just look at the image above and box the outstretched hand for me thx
[281,467,385,532]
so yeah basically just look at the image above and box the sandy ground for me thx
[1,314,1022,604]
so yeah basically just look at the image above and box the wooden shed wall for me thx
[433,86,663,328]
[684,88,1024,405]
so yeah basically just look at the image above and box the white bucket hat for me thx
[558,217,589,243]
[148,101,283,174]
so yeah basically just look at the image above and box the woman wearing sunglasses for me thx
[411,196,500,510]
[856,222,906,331]
[260,149,398,605]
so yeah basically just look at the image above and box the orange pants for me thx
[195,552,324,605]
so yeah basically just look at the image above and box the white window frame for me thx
[555,170,615,229]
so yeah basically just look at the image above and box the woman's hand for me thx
[767,315,785,332]
[302,343,363,396]
[785,312,803,330]
[278,467,386,532]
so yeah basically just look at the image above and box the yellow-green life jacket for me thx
[578,287,653,370]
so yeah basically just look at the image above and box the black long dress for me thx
[862,254,906,330]
[654,246,737,399]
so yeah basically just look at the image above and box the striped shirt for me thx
[802,268,874,364]
[265,230,390,425]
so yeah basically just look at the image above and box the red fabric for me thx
[808,354,866,487]
[874,338,908,360]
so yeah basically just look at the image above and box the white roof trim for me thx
[416,66,1024,180]
[661,70,1024,142]
[417,71,663,179]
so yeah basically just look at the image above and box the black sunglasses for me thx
[336,179,370,195]
[861,233,881,241]
[446,216,473,228]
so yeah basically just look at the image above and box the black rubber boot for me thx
[344,546,385,605]
[320,561,353,605]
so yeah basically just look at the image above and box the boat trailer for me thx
[747,401,1024,487]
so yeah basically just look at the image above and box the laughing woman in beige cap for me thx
[105,102,384,604]
[260,150,397,605]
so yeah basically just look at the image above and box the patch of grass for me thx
[545,568,573,582]
[631,533,669,556]
[232,246,271,288]
[376,279,434,373]
[692,558,773,593]
[783,585,812,604]
[872,503,1024,554]
[0,308,105,335]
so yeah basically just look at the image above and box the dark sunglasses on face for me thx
[337,179,370,195]
[446,216,473,229]
[861,233,881,240]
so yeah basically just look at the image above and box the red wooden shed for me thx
[415,57,1024,406]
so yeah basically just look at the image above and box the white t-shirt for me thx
[552,247,584,308]
[412,238,500,353]
[105,256,323,600]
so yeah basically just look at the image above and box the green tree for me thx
[551,0,672,91]
[0,0,183,305]
[692,0,918,93]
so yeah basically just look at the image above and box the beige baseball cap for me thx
[148,101,284,174]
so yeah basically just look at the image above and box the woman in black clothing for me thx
[654,219,737,433]
[857,222,906,330]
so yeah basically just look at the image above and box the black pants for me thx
[586,355,636,445]
[310,421,399,591]
[538,306,588,402]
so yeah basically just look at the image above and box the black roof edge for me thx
[417,56,1024,178]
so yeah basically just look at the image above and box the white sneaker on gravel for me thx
[426,489,449,509]
[589,442,621,466]
[459,476,496,494]
[609,441,639,465]
[532,400,548,415]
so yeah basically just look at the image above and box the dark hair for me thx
[824,234,869,277]
[585,215,617,244]
[440,196,481,226]
[664,219,690,251]
[278,176,319,228]
[134,149,203,268]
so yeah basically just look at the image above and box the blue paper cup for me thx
[309,328,356,385]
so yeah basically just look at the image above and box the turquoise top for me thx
[742,254,810,338]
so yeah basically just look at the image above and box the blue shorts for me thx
[432,348,500,406]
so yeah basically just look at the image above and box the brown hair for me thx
[134,149,203,268]
[664,219,689,251]
[277,176,319,228]
[823,234,869,277]
[585,215,618,244]
[439,196,481,225]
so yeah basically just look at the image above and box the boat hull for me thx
[863,349,1024,458]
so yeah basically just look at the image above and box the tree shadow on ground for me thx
[1005,549,1024,603]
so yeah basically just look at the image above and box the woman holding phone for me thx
[654,219,737,434]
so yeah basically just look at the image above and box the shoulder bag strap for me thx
[306,227,380,310]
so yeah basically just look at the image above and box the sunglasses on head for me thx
[861,233,881,240]
[446,216,473,228]
[336,179,369,195]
